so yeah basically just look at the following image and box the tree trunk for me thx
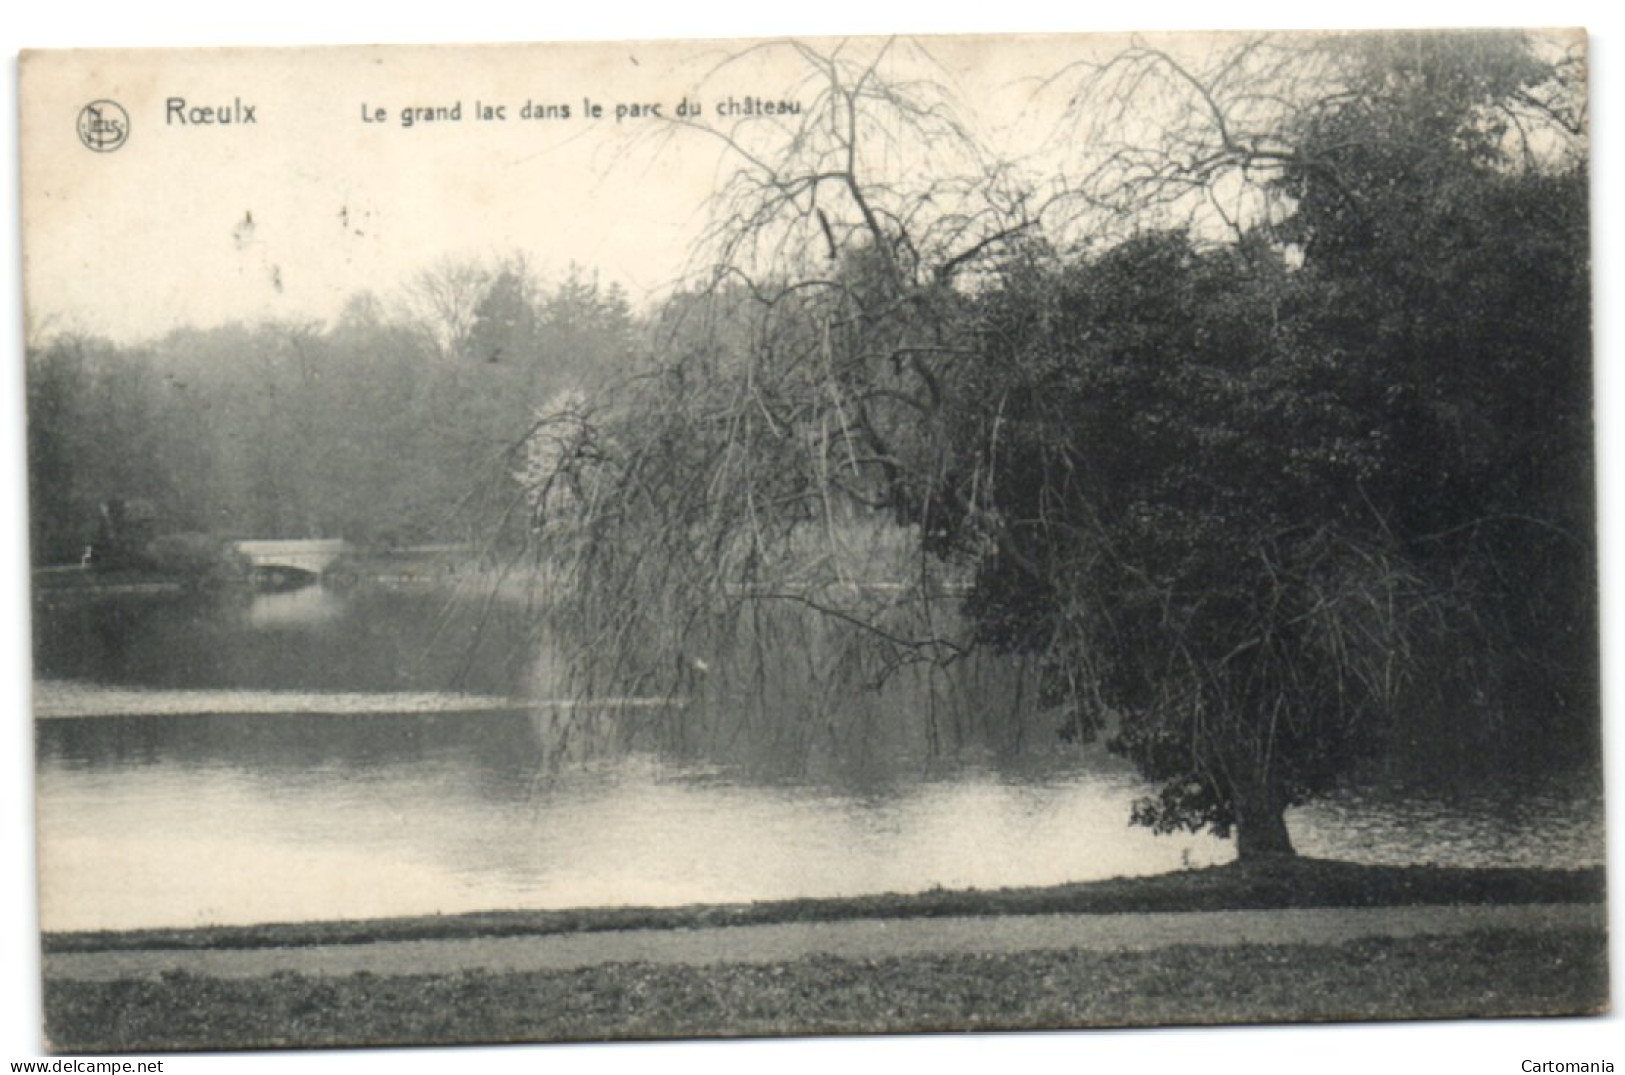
[1233,782,1295,860]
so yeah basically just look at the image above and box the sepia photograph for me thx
[8,10,1614,1066]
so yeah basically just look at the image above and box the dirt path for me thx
[44,902,1605,982]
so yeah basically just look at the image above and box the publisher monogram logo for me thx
[77,100,130,152]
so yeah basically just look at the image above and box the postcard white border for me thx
[3,1,1619,1071]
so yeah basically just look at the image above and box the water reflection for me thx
[32,584,533,696]
[1294,775,1606,872]
[244,583,345,628]
[37,715,1232,931]
[31,582,1608,932]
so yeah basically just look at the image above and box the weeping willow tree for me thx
[505,40,1047,772]
[511,32,1591,857]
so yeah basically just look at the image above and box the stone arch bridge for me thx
[233,539,349,588]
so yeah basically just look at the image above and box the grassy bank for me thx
[46,858,1606,954]
[46,927,1608,1051]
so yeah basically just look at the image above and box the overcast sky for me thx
[19,36,1128,343]
[19,29,1589,345]
[21,40,775,341]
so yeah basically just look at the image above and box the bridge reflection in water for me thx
[234,538,348,590]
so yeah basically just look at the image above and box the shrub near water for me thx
[143,533,249,586]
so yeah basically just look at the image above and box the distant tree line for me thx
[26,262,635,564]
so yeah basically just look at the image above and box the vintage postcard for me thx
[19,30,1605,1054]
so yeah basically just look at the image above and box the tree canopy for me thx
[25,262,637,561]
[522,30,1591,857]
[25,31,1592,859]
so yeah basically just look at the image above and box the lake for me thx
[32,578,1606,932]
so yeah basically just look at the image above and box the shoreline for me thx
[44,858,1607,955]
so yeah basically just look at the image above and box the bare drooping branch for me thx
[1036,31,1585,245]
[399,257,493,360]
[508,31,1592,849]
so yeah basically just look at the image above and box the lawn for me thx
[40,859,1610,1052]
[46,928,1607,1052]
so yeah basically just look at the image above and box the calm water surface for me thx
[33,582,1605,932]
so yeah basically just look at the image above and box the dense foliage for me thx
[922,37,1593,854]
[519,31,1591,857]
[26,265,635,562]
[26,31,1593,859]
